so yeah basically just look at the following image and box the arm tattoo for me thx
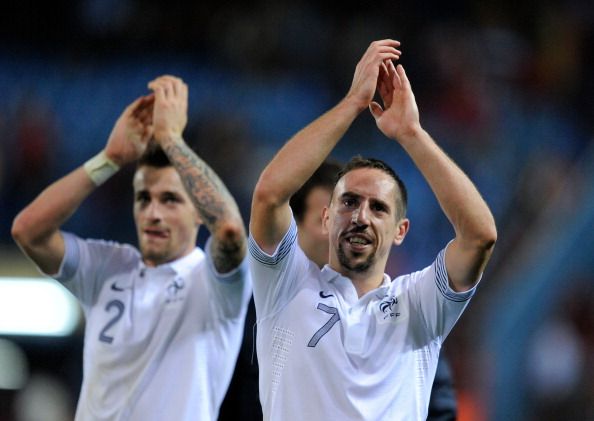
[161,139,246,272]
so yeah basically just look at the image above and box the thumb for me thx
[369,102,384,120]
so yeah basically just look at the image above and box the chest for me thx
[85,269,211,351]
[273,285,413,362]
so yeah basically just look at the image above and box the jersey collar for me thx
[139,248,204,279]
[168,248,205,278]
[320,265,391,287]
[321,265,392,303]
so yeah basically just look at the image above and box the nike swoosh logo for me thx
[111,283,125,292]
[319,291,334,299]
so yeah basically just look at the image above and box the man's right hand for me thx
[104,94,155,166]
[345,39,401,112]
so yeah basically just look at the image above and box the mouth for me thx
[343,233,373,251]
[143,227,169,240]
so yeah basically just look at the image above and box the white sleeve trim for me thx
[248,218,298,267]
[433,245,478,302]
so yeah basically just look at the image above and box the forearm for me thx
[13,167,96,243]
[250,97,363,251]
[399,128,496,247]
[11,167,97,273]
[159,135,246,271]
[372,62,495,288]
[251,39,400,251]
[257,97,363,205]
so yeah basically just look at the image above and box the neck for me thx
[331,263,386,297]
[352,274,385,297]
[142,245,196,268]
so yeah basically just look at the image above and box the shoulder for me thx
[76,236,142,268]
[249,217,298,268]
[89,238,139,256]
[389,265,431,288]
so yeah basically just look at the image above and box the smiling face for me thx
[133,165,200,267]
[323,168,409,279]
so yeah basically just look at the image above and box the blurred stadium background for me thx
[0,0,593,419]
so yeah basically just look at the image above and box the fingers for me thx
[386,60,398,86]
[355,39,401,82]
[135,96,154,126]
[395,64,410,89]
[369,101,384,120]
[378,61,392,95]
[377,77,390,106]
[148,75,188,140]
[131,94,154,118]
[125,95,148,116]
[366,39,402,55]
[362,39,402,64]
[380,61,389,80]
[148,75,188,101]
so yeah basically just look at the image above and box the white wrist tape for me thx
[83,151,120,186]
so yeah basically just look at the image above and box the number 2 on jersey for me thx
[99,299,125,344]
[308,303,340,347]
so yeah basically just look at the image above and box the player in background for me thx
[12,75,251,421]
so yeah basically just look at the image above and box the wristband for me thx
[83,151,120,186]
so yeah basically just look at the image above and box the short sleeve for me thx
[204,236,252,320]
[248,217,311,319]
[408,242,480,341]
[47,232,139,308]
[47,231,80,282]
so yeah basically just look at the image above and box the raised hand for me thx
[369,61,421,142]
[104,95,155,166]
[346,39,401,111]
[148,75,188,142]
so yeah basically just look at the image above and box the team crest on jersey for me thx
[166,278,185,303]
[377,294,400,323]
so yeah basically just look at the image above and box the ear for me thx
[393,218,410,246]
[321,206,330,235]
[194,210,203,227]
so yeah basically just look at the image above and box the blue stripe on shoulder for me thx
[249,219,298,267]
[433,247,475,302]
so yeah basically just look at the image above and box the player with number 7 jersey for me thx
[249,39,496,420]
[249,219,470,420]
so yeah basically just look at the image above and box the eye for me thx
[343,197,357,208]
[135,192,150,206]
[371,201,389,214]
[162,193,181,204]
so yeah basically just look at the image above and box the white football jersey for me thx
[49,232,251,421]
[249,218,477,421]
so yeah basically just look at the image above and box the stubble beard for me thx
[337,242,375,273]
[141,241,170,266]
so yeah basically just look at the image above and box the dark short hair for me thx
[137,141,172,168]
[290,160,342,222]
[336,156,408,219]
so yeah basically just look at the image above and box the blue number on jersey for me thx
[99,299,125,344]
[307,303,340,347]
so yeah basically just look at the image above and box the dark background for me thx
[0,1,593,420]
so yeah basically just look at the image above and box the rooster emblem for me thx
[379,296,399,320]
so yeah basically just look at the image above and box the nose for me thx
[144,201,163,221]
[351,204,369,226]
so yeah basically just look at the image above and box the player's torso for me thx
[258,271,431,420]
[78,256,222,419]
